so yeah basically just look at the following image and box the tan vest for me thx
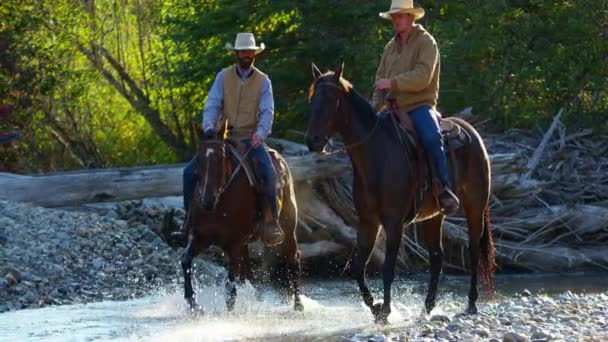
[221,66,266,139]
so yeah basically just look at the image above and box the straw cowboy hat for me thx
[225,32,265,54]
[379,0,425,20]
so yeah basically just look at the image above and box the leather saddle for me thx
[390,109,472,196]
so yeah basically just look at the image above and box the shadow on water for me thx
[0,272,606,341]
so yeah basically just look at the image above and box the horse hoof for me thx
[371,303,390,325]
[425,301,436,315]
[294,301,304,312]
[187,300,203,314]
[465,305,478,315]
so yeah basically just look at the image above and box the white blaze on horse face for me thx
[200,147,214,205]
[206,148,215,158]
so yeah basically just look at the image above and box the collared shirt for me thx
[202,65,274,139]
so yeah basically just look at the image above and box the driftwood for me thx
[523,108,564,180]
[3,130,608,273]
[281,127,608,273]
[0,143,519,208]
[0,142,350,207]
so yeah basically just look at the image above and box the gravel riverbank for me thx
[0,200,222,312]
[1,200,607,341]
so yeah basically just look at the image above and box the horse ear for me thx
[311,62,322,80]
[334,61,344,81]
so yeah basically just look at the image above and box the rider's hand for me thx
[251,133,263,148]
[375,78,393,90]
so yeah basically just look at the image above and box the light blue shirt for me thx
[202,65,274,139]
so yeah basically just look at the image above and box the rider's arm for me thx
[390,36,438,92]
[371,45,389,111]
[255,78,274,140]
[202,71,225,133]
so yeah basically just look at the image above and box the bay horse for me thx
[180,133,303,312]
[306,63,495,324]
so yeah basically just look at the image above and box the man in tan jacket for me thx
[372,0,459,215]
[173,33,284,246]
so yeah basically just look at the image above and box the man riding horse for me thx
[173,32,284,247]
[372,0,460,215]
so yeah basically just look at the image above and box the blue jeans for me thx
[410,106,451,188]
[182,139,278,215]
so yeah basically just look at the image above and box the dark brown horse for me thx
[306,63,495,324]
[180,135,303,312]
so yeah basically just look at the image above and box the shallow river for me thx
[1,273,606,341]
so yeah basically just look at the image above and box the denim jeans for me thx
[409,106,451,188]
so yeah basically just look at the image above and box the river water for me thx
[1,273,606,341]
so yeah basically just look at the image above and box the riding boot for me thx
[261,192,284,247]
[435,153,459,215]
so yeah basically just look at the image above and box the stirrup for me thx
[261,220,284,247]
[438,188,460,216]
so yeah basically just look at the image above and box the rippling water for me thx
[1,273,606,341]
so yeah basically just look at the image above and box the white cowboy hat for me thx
[379,0,425,20]
[225,32,265,54]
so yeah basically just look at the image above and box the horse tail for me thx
[479,204,496,293]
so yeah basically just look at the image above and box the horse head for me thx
[306,62,350,152]
[194,130,231,211]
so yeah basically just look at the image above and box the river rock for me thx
[472,328,490,338]
[503,332,528,342]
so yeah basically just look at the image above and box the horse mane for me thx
[309,72,397,136]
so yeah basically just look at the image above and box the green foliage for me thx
[432,0,608,128]
[2,0,606,171]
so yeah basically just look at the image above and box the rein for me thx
[214,144,252,207]
[197,140,253,207]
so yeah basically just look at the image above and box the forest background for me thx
[1,0,606,172]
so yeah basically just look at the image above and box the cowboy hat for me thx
[225,32,265,54]
[379,0,425,20]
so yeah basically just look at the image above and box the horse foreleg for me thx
[376,218,404,324]
[180,243,199,311]
[225,244,243,312]
[352,219,380,315]
[239,244,251,284]
[420,215,445,314]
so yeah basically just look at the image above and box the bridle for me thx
[196,140,252,208]
[312,81,381,154]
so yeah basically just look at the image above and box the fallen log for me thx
[0,152,350,207]
[0,139,526,207]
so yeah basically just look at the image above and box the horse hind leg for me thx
[277,173,303,311]
[462,200,489,315]
[419,215,445,314]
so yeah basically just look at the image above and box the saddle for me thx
[391,109,472,197]
[224,139,287,216]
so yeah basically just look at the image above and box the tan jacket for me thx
[371,24,440,113]
[221,66,267,139]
